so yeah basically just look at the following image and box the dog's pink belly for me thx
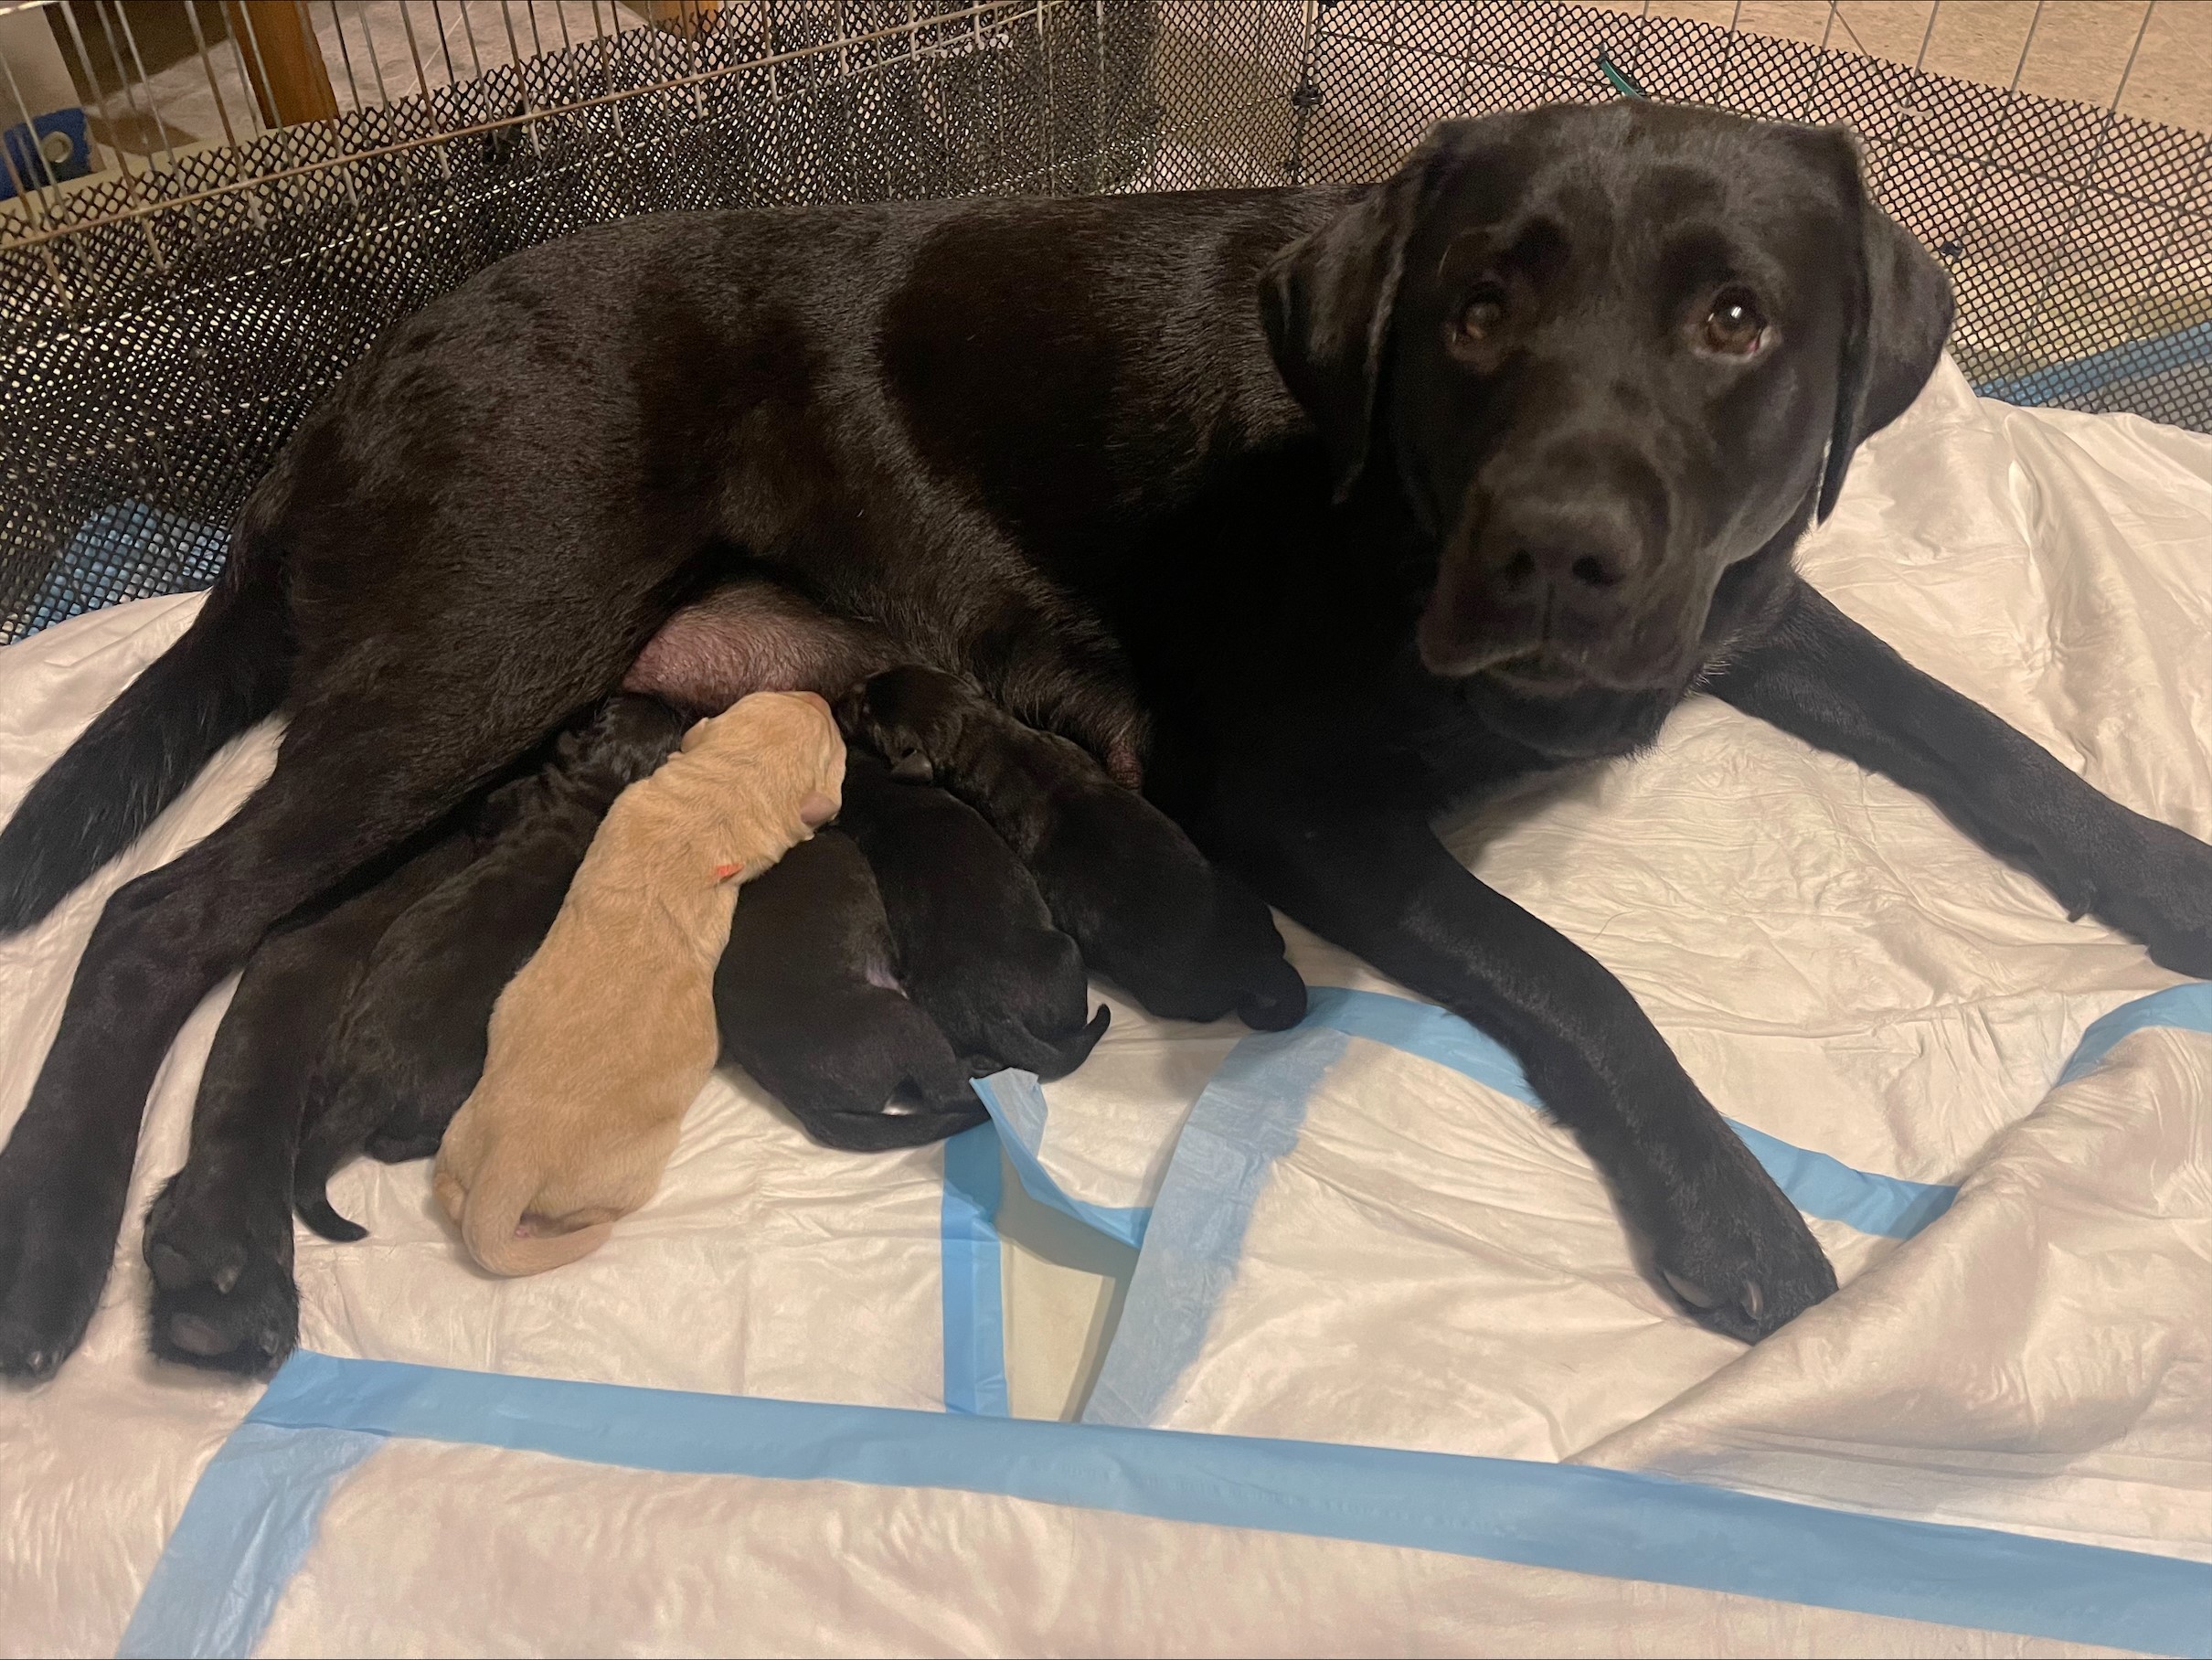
[624,581,895,712]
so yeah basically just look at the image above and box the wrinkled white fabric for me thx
[1580,1023,2212,1563]
[255,1436,2132,1658]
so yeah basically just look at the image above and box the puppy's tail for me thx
[1031,1004,1111,1082]
[0,527,291,935]
[448,1155,615,1278]
[292,1094,370,1243]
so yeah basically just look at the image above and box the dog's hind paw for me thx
[144,1173,299,1377]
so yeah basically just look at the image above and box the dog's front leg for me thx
[1215,794,1837,1342]
[1708,575,2212,978]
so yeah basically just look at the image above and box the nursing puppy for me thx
[433,691,844,1276]
[714,828,988,1151]
[838,750,1108,1080]
[844,665,1304,1027]
[293,694,689,1242]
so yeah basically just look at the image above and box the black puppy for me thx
[293,694,688,1241]
[844,665,1304,1028]
[714,827,989,1150]
[838,750,1109,1080]
[145,827,480,1372]
[13,103,2212,1378]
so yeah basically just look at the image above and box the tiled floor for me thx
[1591,1,2212,134]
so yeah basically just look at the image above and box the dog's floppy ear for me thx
[1260,122,1468,503]
[1798,128,1954,521]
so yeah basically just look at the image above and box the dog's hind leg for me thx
[144,827,477,1372]
[0,608,670,1381]
[0,523,292,937]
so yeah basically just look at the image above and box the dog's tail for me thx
[443,1155,615,1278]
[0,524,292,935]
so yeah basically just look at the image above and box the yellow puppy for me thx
[434,690,844,1275]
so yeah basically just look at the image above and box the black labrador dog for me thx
[4,101,2208,1378]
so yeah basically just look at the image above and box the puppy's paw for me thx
[144,1171,298,1377]
[1637,1132,1836,1344]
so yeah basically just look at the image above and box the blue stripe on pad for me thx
[1976,320,2212,408]
[122,987,2212,1655]
[2060,983,2212,1086]
[116,1421,384,1659]
[230,1348,2211,1656]
[971,1071,1152,1248]
[940,1123,1009,1417]
[1303,987,1957,1240]
[1082,1025,1349,1429]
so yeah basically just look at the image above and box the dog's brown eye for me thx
[1701,288,1767,356]
[1456,285,1508,344]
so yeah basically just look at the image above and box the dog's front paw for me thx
[0,1139,126,1382]
[144,1169,298,1377]
[1636,1130,1836,1343]
[2100,818,2212,980]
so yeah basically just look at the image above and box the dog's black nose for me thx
[1486,500,1643,602]
[1417,473,1667,678]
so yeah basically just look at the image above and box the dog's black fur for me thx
[144,825,481,1373]
[714,826,991,1151]
[292,694,689,1243]
[5,101,2209,1378]
[838,751,1111,1081]
[842,665,1303,1027]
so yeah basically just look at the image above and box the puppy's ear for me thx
[1793,127,1954,522]
[1260,122,1469,503]
[888,750,933,783]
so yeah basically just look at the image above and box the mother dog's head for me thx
[1260,101,1951,746]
